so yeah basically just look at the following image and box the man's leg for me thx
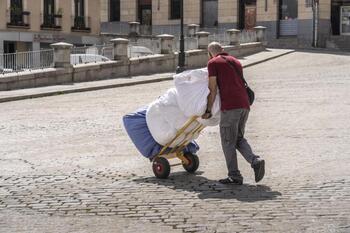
[236,109,265,182]
[236,109,258,164]
[219,109,243,184]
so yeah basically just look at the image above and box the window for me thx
[75,0,85,17]
[110,0,120,21]
[43,0,55,26]
[280,0,298,20]
[170,0,180,20]
[73,0,87,30]
[341,6,350,35]
[10,0,23,24]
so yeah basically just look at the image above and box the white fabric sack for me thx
[174,69,209,116]
[146,68,222,146]
[174,68,221,126]
[146,88,200,146]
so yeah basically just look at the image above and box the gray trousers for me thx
[220,108,257,177]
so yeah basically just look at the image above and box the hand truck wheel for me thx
[182,153,199,173]
[152,157,171,179]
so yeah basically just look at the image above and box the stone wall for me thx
[0,43,264,91]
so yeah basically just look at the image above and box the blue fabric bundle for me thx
[122,107,199,158]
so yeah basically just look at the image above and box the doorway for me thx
[245,3,257,29]
[237,0,257,30]
[110,0,120,22]
[202,0,218,28]
[138,0,152,34]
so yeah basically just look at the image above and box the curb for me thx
[243,50,295,68]
[0,77,174,103]
[0,50,294,103]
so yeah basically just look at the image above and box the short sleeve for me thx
[207,60,217,77]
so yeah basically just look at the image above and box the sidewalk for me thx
[0,48,293,103]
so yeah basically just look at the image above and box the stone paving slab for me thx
[0,210,182,233]
[0,49,293,103]
[1,51,349,232]
[0,171,349,232]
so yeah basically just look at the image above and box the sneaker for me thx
[252,158,265,183]
[219,175,243,185]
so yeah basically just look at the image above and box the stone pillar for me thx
[226,29,240,46]
[129,21,140,36]
[110,38,129,61]
[157,34,175,54]
[187,24,199,37]
[50,42,73,68]
[254,26,267,45]
[196,31,210,49]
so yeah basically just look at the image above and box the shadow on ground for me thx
[133,171,282,202]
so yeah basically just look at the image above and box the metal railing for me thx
[70,44,114,65]
[7,11,30,28]
[71,16,91,32]
[41,14,62,30]
[0,49,54,75]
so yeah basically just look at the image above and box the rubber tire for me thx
[182,153,199,173]
[152,157,171,179]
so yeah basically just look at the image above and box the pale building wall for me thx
[0,0,7,30]
[218,0,237,23]
[120,0,137,22]
[183,0,200,25]
[60,0,73,33]
[101,0,137,23]
[27,0,40,31]
[319,0,331,19]
[151,0,201,26]
[88,0,101,35]
[101,0,239,28]
[152,0,179,25]
[101,0,109,22]
[256,0,278,22]
[256,0,278,40]
[0,0,99,35]
[298,0,313,20]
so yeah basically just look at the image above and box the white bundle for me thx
[146,68,221,146]
[174,68,221,126]
[146,88,199,146]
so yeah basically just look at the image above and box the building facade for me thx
[100,0,350,49]
[0,0,101,54]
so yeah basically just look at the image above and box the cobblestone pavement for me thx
[1,51,350,232]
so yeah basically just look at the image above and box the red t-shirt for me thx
[207,52,250,111]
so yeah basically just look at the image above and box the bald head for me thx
[208,42,223,57]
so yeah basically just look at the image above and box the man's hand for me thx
[201,112,212,119]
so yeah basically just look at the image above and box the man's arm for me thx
[202,76,217,119]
